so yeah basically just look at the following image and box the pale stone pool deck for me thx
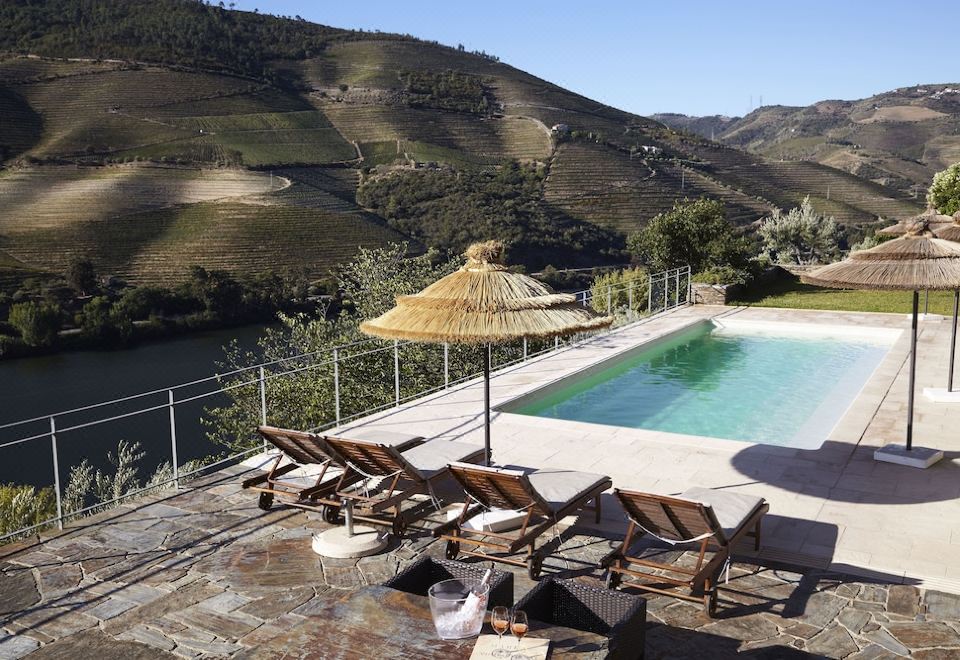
[337,305,960,591]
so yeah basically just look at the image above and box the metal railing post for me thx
[394,340,400,405]
[555,336,559,349]
[607,285,612,313]
[258,366,267,427]
[663,275,668,312]
[333,348,340,425]
[675,269,680,308]
[628,280,634,313]
[443,342,449,388]
[168,391,180,490]
[49,417,63,530]
[647,275,653,314]
[523,337,528,361]
[687,267,693,303]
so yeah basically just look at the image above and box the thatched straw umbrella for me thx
[876,208,953,236]
[360,241,613,465]
[803,230,960,465]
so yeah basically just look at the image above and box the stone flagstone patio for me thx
[2,466,960,659]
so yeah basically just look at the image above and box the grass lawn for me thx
[731,276,958,315]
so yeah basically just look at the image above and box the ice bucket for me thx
[427,578,489,640]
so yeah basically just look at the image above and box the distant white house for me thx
[640,145,661,155]
[551,123,570,135]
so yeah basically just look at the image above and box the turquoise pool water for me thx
[508,322,892,447]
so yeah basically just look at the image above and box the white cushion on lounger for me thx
[527,469,610,514]
[344,428,424,449]
[402,440,484,479]
[679,487,765,542]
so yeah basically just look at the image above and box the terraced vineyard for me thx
[324,104,551,163]
[675,143,922,224]
[0,166,277,232]
[545,142,773,234]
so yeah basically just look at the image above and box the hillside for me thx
[655,84,960,195]
[0,0,924,291]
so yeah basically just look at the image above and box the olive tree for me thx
[757,197,841,265]
[928,163,960,216]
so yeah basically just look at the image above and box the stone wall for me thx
[691,282,741,305]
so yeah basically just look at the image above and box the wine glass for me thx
[510,609,528,655]
[490,605,511,658]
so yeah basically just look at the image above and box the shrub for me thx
[589,267,648,313]
[627,198,751,273]
[757,197,841,265]
[692,266,750,286]
[77,297,134,344]
[9,301,61,347]
[928,163,960,215]
[0,484,56,536]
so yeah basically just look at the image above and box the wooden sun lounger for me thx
[241,426,423,523]
[603,487,768,616]
[324,436,485,536]
[440,463,612,579]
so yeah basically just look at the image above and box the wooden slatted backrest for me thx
[323,436,422,483]
[257,426,334,466]
[614,488,726,545]
[447,463,549,515]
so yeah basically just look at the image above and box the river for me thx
[0,324,270,489]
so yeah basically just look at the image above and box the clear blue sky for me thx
[233,0,959,117]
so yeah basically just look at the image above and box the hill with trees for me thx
[655,84,960,197]
[0,0,924,298]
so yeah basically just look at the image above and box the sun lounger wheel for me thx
[321,505,340,524]
[704,587,718,617]
[445,540,460,560]
[527,553,543,579]
[604,569,622,590]
[257,492,273,511]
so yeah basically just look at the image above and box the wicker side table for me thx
[515,578,646,659]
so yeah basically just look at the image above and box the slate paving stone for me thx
[36,564,83,598]
[166,606,261,640]
[863,627,912,656]
[913,650,960,660]
[0,566,40,616]
[700,614,780,642]
[837,606,872,634]
[887,584,921,617]
[805,624,859,657]
[118,625,176,652]
[793,591,847,629]
[924,591,960,621]
[198,592,251,614]
[885,622,960,649]
[236,586,314,620]
[0,632,40,659]
[84,597,138,620]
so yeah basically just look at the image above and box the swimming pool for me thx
[503,319,898,448]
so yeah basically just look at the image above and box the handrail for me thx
[0,265,692,540]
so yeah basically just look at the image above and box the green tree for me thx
[589,267,648,314]
[77,297,133,344]
[8,301,61,347]
[626,198,751,273]
[928,163,960,216]
[65,258,97,295]
[757,197,841,265]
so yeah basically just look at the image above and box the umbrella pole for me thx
[484,343,491,466]
[907,291,919,451]
[949,290,959,392]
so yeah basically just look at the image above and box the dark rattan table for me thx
[237,585,609,659]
